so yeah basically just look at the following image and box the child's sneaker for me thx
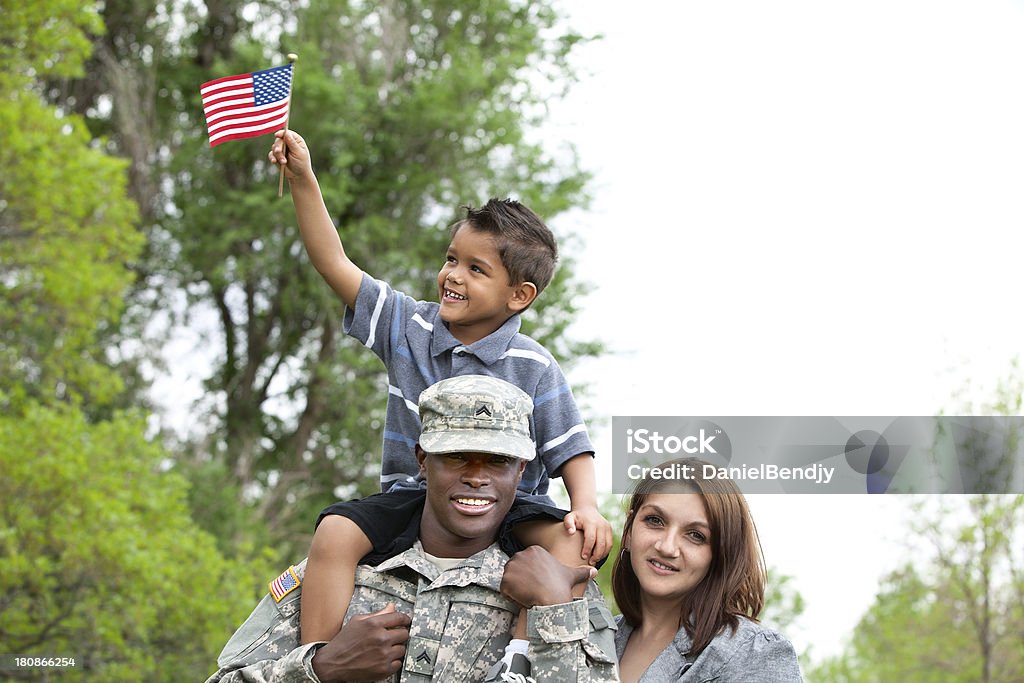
[483,652,536,683]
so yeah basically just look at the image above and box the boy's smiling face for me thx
[436,225,535,345]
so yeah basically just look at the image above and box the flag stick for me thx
[278,53,298,197]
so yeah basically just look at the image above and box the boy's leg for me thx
[301,488,426,643]
[513,520,589,598]
[300,515,372,644]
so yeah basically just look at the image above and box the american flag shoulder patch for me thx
[269,566,301,603]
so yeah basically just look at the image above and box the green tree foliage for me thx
[0,3,278,678]
[763,570,807,634]
[594,492,626,605]
[809,496,1024,683]
[0,1,141,415]
[0,404,271,681]
[810,365,1024,683]
[46,0,598,558]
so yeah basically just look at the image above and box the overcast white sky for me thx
[544,0,1024,664]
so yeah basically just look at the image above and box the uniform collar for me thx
[371,541,509,593]
[429,312,521,365]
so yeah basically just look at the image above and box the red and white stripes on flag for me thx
[201,63,293,147]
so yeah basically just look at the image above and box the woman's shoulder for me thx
[725,616,791,643]
[701,617,803,681]
[707,616,797,658]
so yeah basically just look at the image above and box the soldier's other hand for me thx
[310,602,411,682]
[501,546,596,608]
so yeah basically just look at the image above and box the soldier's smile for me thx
[451,494,497,515]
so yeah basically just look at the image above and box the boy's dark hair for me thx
[452,198,559,295]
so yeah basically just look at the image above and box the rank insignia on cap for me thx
[269,566,300,603]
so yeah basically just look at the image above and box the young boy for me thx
[268,129,612,644]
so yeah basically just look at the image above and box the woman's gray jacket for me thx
[614,616,803,682]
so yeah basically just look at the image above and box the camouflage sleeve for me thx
[525,594,620,683]
[203,572,324,683]
[204,642,323,683]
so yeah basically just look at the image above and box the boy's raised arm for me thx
[270,129,362,309]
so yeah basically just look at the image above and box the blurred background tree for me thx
[807,495,1024,683]
[0,404,270,682]
[0,1,272,679]
[0,1,138,415]
[808,367,1024,683]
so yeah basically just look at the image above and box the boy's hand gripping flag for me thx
[200,63,293,147]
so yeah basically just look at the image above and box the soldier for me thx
[205,375,619,682]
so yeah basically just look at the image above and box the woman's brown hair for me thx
[611,457,766,656]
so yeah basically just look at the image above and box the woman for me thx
[612,458,803,682]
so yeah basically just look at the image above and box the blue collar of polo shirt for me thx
[429,310,522,365]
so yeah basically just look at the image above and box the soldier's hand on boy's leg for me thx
[310,602,411,682]
[562,505,613,565]
[500,546,596,609]
[268,129,312,181]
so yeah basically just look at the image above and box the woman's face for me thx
[626,492,714,605]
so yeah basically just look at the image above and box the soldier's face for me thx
[416,448,525,558]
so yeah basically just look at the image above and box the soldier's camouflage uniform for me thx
[205,542,619,682]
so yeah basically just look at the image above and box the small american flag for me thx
[268,566,300,603]
[201,63,293,147]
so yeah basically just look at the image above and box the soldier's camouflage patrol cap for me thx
[418,375,535,461]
